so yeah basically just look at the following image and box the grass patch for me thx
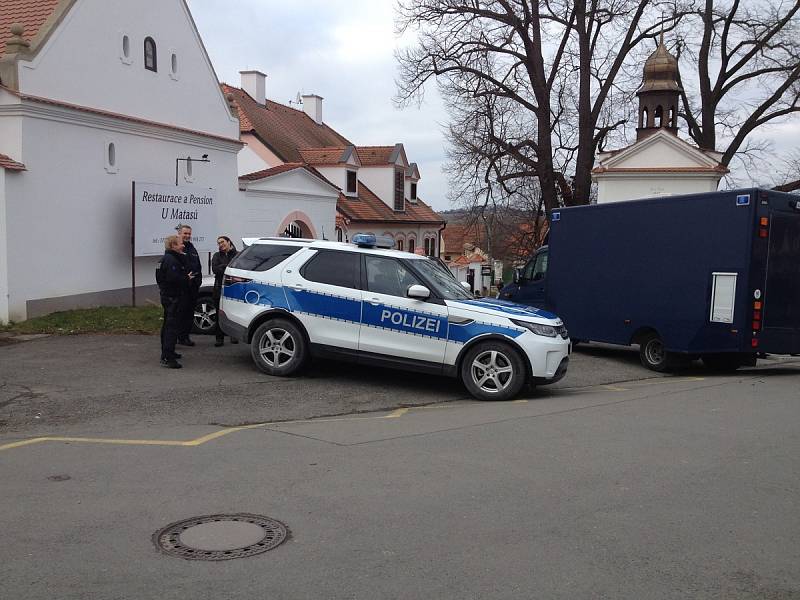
[1,305,163,335]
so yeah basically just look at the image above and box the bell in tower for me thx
[636,35,682,141]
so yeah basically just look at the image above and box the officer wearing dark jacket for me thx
[157,235,194,368]
[211,235,239,346]
[177,224,202,346]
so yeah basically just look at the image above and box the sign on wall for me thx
[133,182,218,256]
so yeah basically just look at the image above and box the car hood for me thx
[446,298,561,324]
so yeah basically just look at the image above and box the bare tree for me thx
[395,0,686,212]
[674,0,800,170]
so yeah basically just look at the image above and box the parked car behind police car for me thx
[218,235,570,401]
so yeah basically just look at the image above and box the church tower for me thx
[636,35,682,141]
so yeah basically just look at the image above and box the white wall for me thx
[232,170,338,242]
[17,0,239,140]
[3,109,239,321]
[357,167,394,208]
[0,167,8,322]
[596,175,721,203]
[237,144,269,177]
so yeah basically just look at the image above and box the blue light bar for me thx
[352,234,394,249]
[352,233,377,247]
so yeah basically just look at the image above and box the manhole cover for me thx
[153,514,288,561]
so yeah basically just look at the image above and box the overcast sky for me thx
[188,0,453,210]
[188,0,799,206]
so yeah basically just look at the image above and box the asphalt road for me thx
[1,334,675,437]
[1,335,799,599]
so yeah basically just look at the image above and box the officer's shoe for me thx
[160,358,182,369]
[170,352,182,359]
[177,337,195,347]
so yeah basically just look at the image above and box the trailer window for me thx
[710,272,737,323]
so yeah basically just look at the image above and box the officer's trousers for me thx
[161,296,181,360]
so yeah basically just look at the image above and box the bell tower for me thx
[636,35,682,141]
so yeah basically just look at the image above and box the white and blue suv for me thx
[219,235,570,401]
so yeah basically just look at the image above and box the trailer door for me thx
[762,209,800,353]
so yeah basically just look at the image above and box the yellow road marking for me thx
[0,377,711,454]
[0,407,411,453]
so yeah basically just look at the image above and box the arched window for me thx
[144,37,157,72]
[122,35,130,59]
[108,143,116,167]
[284,221,303,238]
[408,238,416,254]
[336,228,343,242]
[670,106,676,127]
[655,105,664,127]
[641,107,649,128]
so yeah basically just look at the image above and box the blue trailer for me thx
[498,188,800,371]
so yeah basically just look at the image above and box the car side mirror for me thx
[460,281,471,291]
[513,268,522,284]
[407,284,431,300]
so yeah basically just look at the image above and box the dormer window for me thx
[144,37,157,72]
[410,182,417,201]
[394,169,405,211]
[346,170,357,195]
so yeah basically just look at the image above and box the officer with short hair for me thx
[177,224,202,346]
[157,235,194,368]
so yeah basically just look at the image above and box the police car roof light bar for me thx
[352,234,395,249]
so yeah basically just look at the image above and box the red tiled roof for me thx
[337,183,443,225]
[1,85,242,144]
[357,146,394,166]
[0,152,25,170]
[0,0,61,56]
[299,147,347,166]
[221,84,351,162]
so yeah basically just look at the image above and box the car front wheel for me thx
[460,341,526,401]
[250,319,308,376]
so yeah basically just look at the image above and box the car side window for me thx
[229,244,301,272]
[522,258,536,280]
[531,251,548,281]
[302,250,360,289]
[366,255,421,297]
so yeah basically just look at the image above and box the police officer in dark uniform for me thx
[177,224,202,346]
[156,235,194,368]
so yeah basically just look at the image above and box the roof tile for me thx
[0,152,25,170]
[221,84,351,162]
[0,0,61,56]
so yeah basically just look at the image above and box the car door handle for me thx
[367,297,381,305]
[290,283,304,290]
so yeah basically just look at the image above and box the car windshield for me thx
[411,257,473,300]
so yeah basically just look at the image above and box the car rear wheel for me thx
[251,319,307,376]
[192,295,217,335]
[460,341,526,401]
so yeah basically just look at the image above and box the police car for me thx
[218,235,570,401]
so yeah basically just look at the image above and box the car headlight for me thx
[511,319,558,338]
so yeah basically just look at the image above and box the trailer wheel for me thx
[639,333,671,372]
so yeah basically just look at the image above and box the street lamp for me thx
[175,154,210,186]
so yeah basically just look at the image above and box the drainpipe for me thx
[437,221,446,258]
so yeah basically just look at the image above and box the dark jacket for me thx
[183,239,203,289]
[156,250,190,298]
[211,247,238,300]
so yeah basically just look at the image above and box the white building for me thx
[592,38,728,203]
[0,0,241,322]
[223,74,445,251]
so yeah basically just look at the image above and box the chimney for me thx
[240,70,266,105]
[302,94,323,124]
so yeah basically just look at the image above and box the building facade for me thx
[223,73,444,250]
[592,37,728,203]
[0,0,241,322]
